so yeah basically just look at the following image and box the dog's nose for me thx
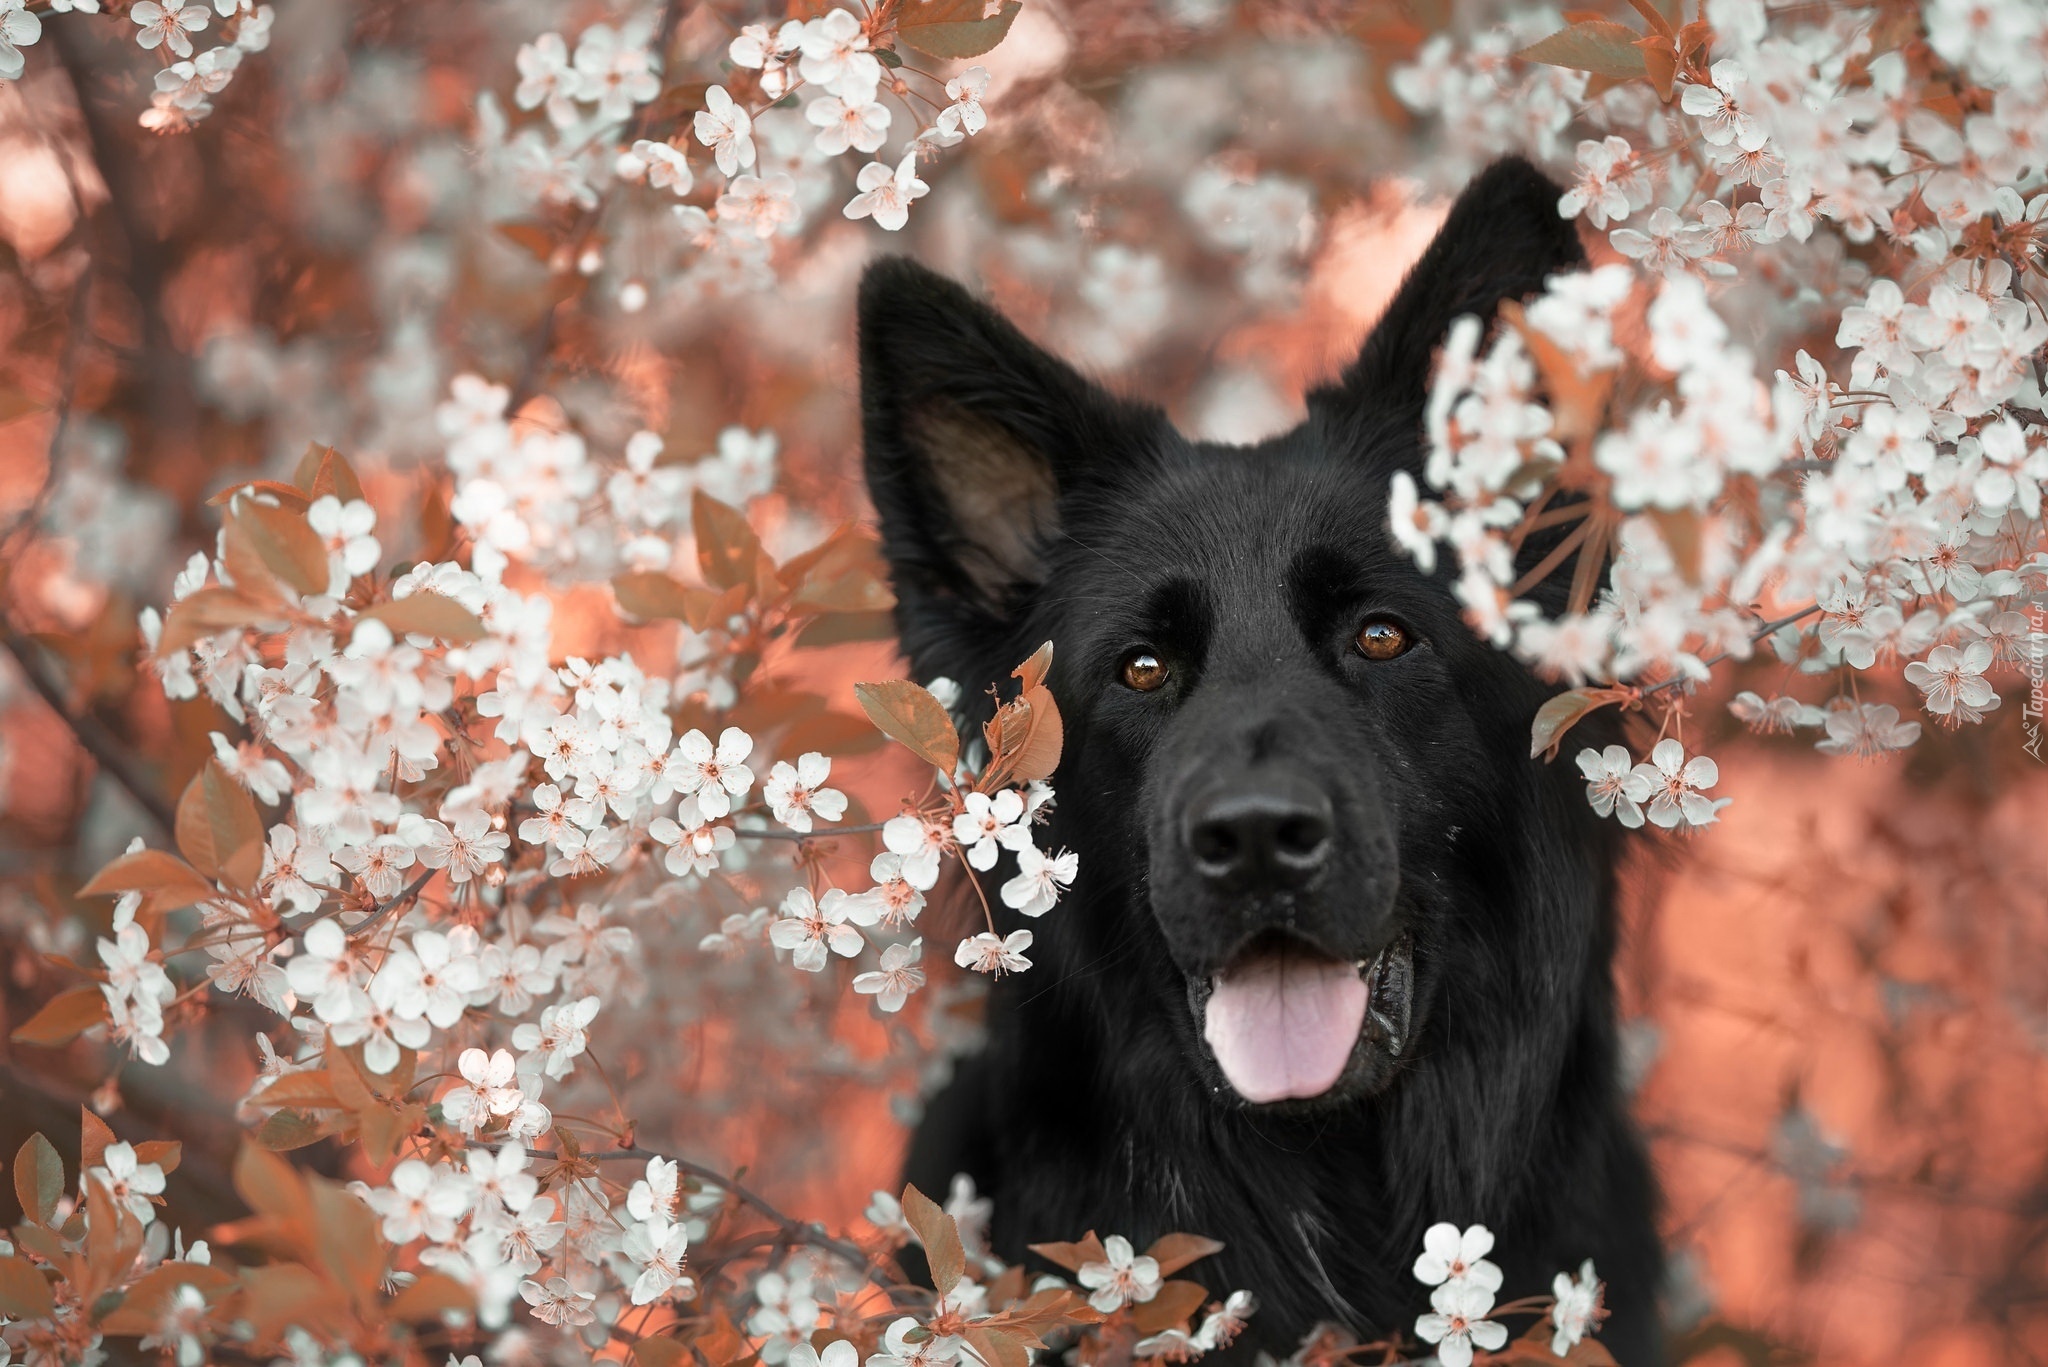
[1184,778,1333,890]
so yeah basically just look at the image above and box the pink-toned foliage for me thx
[0,0,2042,1364]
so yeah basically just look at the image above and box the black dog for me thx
[858,158,1661,1365]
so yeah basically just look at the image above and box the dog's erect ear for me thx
[859,258,1158,666]
[1325,157,1584,408]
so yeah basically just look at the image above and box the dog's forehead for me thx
[1073,440,1391,579]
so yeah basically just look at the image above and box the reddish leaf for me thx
[1012,640,1054,692]
[982,684,1063,792]
[630,1339,690,1367]
[254,1071,343,1109]
[782,709,889,758]
[358,592,487,643]
[293,443,365,502]
[207,479,312,511]
[962,1326,1031,1367]
[79,1106,118,1175]
[1131,1280,1210,1335]
[155,586,281,655]
[230,499,331,597]
[613,571,722,625]
[1529,686,1635,761]
[780,526,897,614]
[1516,21,1649,78]
[13,1133,63,1225]
[793,609,898,649]
[10,986,108,1048]
[1027,1232,1108,1274]
[1144,1233,1224,1277]
[96,1262,236,1334]
[78,849,216,911]
[234,1140,315,1232]
[176,761,266,891]
[901,1182,966,1297]
[0,1256,54,1320]
[310,1177,384,1307]
[897,0,1023,58]
[494,222,557,262]
[387,1270,476,1322]
[855,680,960,773]
[132,1140,182,1176]
[252,1107,344,1152]
[694,491,764,591]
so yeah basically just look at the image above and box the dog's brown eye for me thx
[1355,619,1410,661]
[1121,650,1169,692]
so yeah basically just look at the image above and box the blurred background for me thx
[0,2,2044,1363]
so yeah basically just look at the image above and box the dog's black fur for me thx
[858,159,1662,1365]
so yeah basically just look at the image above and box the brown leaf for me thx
[80,1106,118,1175]
[95,1262,237,1334]
[613,571,722,625]
[1517,20,1650,77]
[1012,640,1054,692]
[78,848,217,912]
[1027,1232,1108,1274]
[293,443,365,502]
[1131,1280,1210,1335]
[1144,1233,1224,1277]
[11,986,108,1048]
[630,1339,690,1367]
[358,592,487,643]
[230,499,331,598]
[132,1140,182,1176]
[780,525,897,614]
[13,1133,63,1225]
[962,1326,1031,1367]
[0,1256,54,1320]
[176,761,266,891]
[782,709,889,758]
[256,1071,343,1110]
[387,1270,476,1322]
[694,491,765,591]
[155,585,282,656]
[310,1177,384,1307]
[1529,686,1635,761]
[901,1182,966,1296]
[855,680,960,773]
[208,479,312,511]
[792,609,899,649]
[252,1108,344,1152]
[896,0,1023,59]
[234,1140,315,1233]
[981,685,1062,792]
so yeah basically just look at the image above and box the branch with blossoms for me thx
[0,411,1191,1364]
[1388,0,2048,834]
[483,0,1014,319]
[0,0,276,130]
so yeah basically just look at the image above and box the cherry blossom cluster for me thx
[477,4,1002,313]
[438,372,778,587]
[0,0,276,130]
[1389,0,2048,830]
[1407,1222,1602,1367]
[56,388,1086,1353]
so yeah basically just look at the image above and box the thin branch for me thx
[345,868,437,940]
[0,619,176,834]
[1635,602,1824,701]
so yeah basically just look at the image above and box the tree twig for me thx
[0,618,176,834]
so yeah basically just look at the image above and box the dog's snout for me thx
[1184,777,1334,891]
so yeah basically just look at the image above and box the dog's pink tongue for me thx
[1203,948,1367,1103]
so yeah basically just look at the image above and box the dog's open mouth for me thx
[1196,931,1414,1105]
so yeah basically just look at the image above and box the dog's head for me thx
[860,159,1605,1113]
